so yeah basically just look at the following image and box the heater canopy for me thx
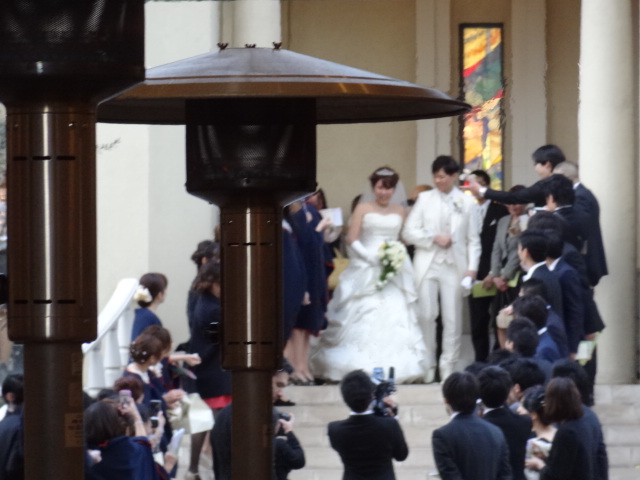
[98,47,469,125]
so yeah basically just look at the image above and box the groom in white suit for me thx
[403,156,481,381]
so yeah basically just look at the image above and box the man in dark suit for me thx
[543,173,588,253]
[328,370,408,480]
[518,230,563,316]
[554,161,608,287]
[478,366,532,480]
[432,371,512,480]
[464,144,566,207]
[468,170,508,361]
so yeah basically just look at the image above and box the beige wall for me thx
[546,0,580,164]
[283,0,418,218]
[97,2,221,342]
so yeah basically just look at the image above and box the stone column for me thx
[232,0,281,47]
[579,0,637,384]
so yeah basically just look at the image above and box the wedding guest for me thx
[432,371,511,480]
[518,386,556,480]
[131,272,168,341]
[529,378,597,479]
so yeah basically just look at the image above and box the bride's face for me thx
[373,179,395,206]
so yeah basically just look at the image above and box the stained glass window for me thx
[460,25,504,189]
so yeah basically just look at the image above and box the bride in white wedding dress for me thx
[310,167,427,383]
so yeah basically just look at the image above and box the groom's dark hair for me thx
[340,370,374,413]
[432,155,460,175]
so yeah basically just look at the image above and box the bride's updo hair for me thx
[369,166,399,189]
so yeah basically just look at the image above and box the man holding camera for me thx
[328,370,408,480]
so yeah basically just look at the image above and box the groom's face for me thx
[433,168,457,194]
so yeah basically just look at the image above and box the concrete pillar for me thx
[232,0,281,47]
[415,0,451,184]
[579,0,637,384]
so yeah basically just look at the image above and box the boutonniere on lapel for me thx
[452,197,464,214]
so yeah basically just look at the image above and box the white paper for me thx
[320,207,343,227]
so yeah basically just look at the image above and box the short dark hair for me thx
[432,155,460,175]
[340,370,374,413]
[552,359,592,406]
[137,272,168,308]
[470,169,490,186]
[544,174,575,206]
[527,210,566,237]
[369,166,399,189]
[442,372,479,414]
[518,230,548,263]
[532,145,566,169]
[512,295,549,330]
[503,358,545,392]
[543,229,564,259]
[544,377,584,423]
[1,374,24,405]
[486,349,516,366]
[477,366,512,408]
[464,361,489,377]
[506,318,540,357]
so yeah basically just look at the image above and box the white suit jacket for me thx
[402,187,481,285]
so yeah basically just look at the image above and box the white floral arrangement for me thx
[376,240,407,290]
[133,285,152,304]
[453,196,464,213]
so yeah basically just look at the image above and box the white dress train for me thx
[310,212,427,383]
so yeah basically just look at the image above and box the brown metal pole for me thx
[220,195,283,480]
[7,106,98,480]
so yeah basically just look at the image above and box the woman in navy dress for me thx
[131,272,168,341]
[284,200,328,384]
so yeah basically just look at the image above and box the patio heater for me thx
[0,1,144,478]
[99,45,469,479]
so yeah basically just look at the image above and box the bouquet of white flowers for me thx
[376,240,407,290]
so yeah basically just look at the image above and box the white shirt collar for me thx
[538,326,548,335]
[522,261,546,281]
[548,258,560,271]
[350,409,373,416]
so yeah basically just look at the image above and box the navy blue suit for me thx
[546,309,569,358]
[528,264,563,321]
[432,413,512,480]
[550,259,585,354]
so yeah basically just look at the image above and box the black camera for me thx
[276,411,291,436]
[372,367,397,417]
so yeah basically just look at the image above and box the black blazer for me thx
[328,414,408,480]
[483,407,532,480]
[553,206,588,252]
[484,177,553,207]
[540,411,604,480]
[432,413,512,480]
[477,201,509,279]
[574,184,608,286]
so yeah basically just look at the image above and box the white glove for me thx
[350,240,377,265]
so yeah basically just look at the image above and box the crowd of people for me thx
[0,143,612,479]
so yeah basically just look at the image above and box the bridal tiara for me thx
[375,168,395,176]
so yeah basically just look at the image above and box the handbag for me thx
[327,248,349,290]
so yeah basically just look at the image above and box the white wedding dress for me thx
[310,212,427,383]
